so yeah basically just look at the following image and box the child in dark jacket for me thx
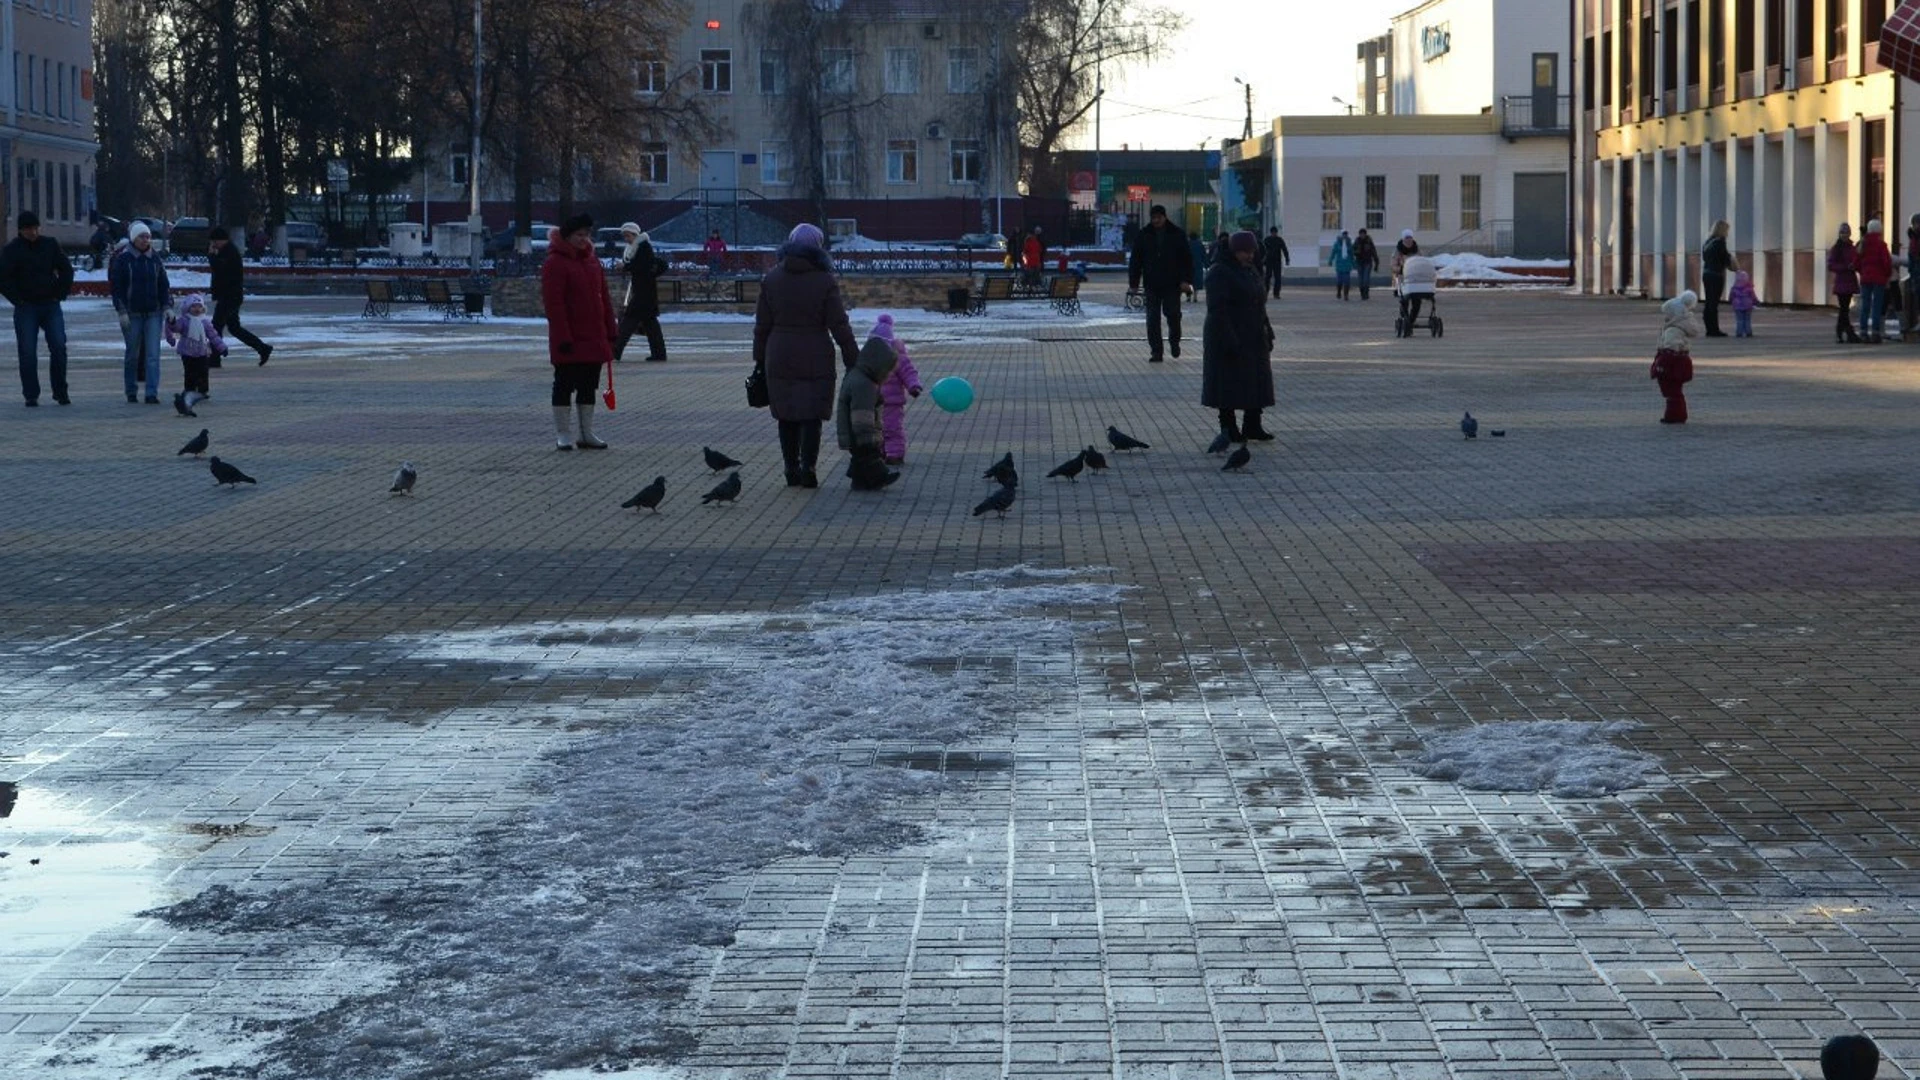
[836,325,901,490]
[869,314,924,465]
[164,293,227,415]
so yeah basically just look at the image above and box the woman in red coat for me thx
[542,214,618,449]
[1853,219,1895,343]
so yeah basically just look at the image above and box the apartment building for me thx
[2,0,97,246]
[1574,0,1916,302]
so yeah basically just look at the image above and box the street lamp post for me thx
[1234,76,1252,141]
[468,0,483,271]
[1332,96,1356,116]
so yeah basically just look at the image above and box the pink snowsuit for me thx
[879,342,923,461]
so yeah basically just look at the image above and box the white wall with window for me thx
[886,139,918,183]
[949,138,983,183]
[700,49,732,93]
[884,47,919,94]
[759,141,792,186]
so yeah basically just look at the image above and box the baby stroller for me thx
[1393,254,1442,337]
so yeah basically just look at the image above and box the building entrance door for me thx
[1533,53,1559,130]
[700,152,738,202]
[1513,172,1568,259]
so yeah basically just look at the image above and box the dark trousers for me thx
[1701,273,1726,335]
[1264,266,1283,297]
[614,309,666,362]
[213,298,267,357]
[1143,288,1182,359]
[182,354,210,396]
[778,419,823,475]
[1358,266,1374,299]
[551,362,601,406]
[1838,293,1856,338]
[1658,375,1689,422]
[15,302,67,404]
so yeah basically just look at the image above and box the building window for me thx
[700,49,732,93]
[1320,176,1342,230]
[1417,174,1439,231]
[449,150,470,186]
[947,47,980,93]
[760,141,792,185]
[949,138,983,183]
[1365,175,1386,230]
[636,58,667,94]
[759,50,787,95]
[638,143,669,185]
[885,47,919,94]
[26,55,35,113]
[820,48,854,93]
[886,139,918,183]
[1460,174,1481,230]
[59,162,69,220]
[823,140,854,185]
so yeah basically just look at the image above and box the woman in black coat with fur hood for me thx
[1201,231,1276,443]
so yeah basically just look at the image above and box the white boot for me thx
[575,403,607,449]
[552,405,575,451]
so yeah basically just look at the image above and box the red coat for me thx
[1854,234,1895,287]
[541,237,617,366]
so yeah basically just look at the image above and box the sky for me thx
[1063,0,1412,151]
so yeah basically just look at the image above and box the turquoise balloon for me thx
[930,376,975,413]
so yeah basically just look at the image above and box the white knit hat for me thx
[129,221,152,242]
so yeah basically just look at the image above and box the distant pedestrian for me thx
[703,230,728,274]
[870,313,923,466]
[1261,227,1290,297]
[1820,1034,1879,1080]
[109,220,171,403]
[208,226,273,365]
[1328,230,1355,300]
[1651,290,1702,424]
[1020,228,1043,286]
[755,222,859,488]
[542,214,617,451]
[88,219,111,271]
[1202,231,1275,444]
[1126,203,1195,363]
[1352,229,1380,299]
[0,211,75,407]
[1854,219,1894,343]
[1729,270,1757,337]
[164,293,226,412]
[1828,224,1862,343]
[1700,219,1736,336]
[613,223,668,363]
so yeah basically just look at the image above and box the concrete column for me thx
[1846,118,1864,233]
[1755,0,1770,94]
[1782,126,1799,302]
[1846,0,1862,79]
[1814,120,1833,305]
[1748,136,1766,298]
[1633,151,1648,294]
[1675,147,1692,293]
[1677,0,1691,111]
[1652,149,1668,296]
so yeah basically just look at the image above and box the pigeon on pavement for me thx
[390,462,417,495]
[1107,425,1151,451]
[972,484,1017,517]
[173,392,197,418]
[701,471,742,505]
[209,457,256,486]
[1047,451,1087,482]
[983,451,1014,480]
[178,429,210,457]
[1460,411,1478,439]
[1082,445,1108,471]
[623,475,667,512]
[986,460,1018,489]
[703,447,743,471]
[1206,430,1231,455]
[1221,446,1251,472]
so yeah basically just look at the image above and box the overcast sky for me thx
[1063,0,1412,151]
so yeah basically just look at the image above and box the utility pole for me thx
[1242,81,1253,141]
[468,0,483,271]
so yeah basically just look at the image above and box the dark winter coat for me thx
[1828,239,1859,295]
[1200,259,1275,411]
[541,235,618,366]
[620,241,668,317]
[0,234,74,306]
[1261,234,1290,269]
[753,243,858,422]
[208,243,248,305]
[1351,234,1378,271]
[109,244,171,315]
[1701,233,1734,276]
[1127,221,1193,294]
[835,336,898,452]
[1854,234,1895,287]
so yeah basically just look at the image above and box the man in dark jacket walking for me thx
[208,226,273,365]
[1261,227,1291,297]
[1127,204,1195,363]
[0,212,75,406]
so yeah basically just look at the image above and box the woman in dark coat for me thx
[1201,231,1276,443]
[753,222,858,487]
[542,213,617,450]
[613,222,669,362]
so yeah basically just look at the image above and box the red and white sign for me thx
[1069,171,1096,192]
[1125,184,1151,202]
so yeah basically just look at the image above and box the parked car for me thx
[956,232,1008,250]
[281,221,327,258]
[169,216,211,256]
[594,226,629,259]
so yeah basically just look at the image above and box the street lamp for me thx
[1233,76,1253,141]
[1332,96,1356,116]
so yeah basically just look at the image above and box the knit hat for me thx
[1228,231,1258,255]
[561,213,594,237]
[1839,223,1853,238]
[1867,219,1884,234]
[17,211,38,230]
[1400,228,1415,240]
[869,313,896,344]
[183,292,207,311]
[620,222,643,240]
[1679,289,1698,308]
[129,221,152,242]
[787,222,825,248]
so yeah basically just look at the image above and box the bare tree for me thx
[1015,0,1182,194]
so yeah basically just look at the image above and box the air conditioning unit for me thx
[922,23,941,40]
[926,121,945,139]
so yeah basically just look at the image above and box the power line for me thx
[1101,97,1240,122]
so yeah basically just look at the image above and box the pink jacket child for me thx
[1729,271,1756,313]
[870,313,923,464]
[164,293,228,405]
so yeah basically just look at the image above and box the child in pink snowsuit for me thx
[871,313,924,465]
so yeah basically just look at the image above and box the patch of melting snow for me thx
[1410,720,1660,797]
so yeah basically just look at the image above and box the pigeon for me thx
[982,451,1014,480]
[1206,430,1231,455]
[1107,425,1150,451]
[178,429,210,457]
[703,447,743,472]
[1460,411,1478,439]
[172,392,196,418]
[1047,451,1087,482]
[1490,430,1506,438]
[972,484,1017,517]
[623,475,667,512]
[209,456,255,486]
[985,460,1019,489]
[1082,445,1108,471]
[701,471,742,505]
[389,462,417,495]
[1221,445,1251,472]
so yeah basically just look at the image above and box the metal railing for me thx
[1429,219,1515,258]
[1500,94,1573,139]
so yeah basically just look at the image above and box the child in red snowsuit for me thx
[870,313,924,465]
[1651,289,1702,424]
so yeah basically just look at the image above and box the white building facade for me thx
[2,0,96,246]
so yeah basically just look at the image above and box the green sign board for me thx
[1097,174,1115,197]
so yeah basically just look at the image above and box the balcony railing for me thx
[1500,94,1573,139]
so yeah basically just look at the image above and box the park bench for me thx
[950,273,1080,316]
[656,277,760,306]
[361,278,489,320]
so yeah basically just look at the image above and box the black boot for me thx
[778,421,803,486]
[1242,409,1275,441]
[1218,409,1243,444]
[798,421,822,488]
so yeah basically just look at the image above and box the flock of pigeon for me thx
[177,426,418,494]
[970,424,1153,517]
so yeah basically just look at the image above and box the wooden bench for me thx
[954,273,1080,316]
[361,278,396,318]
[657,277,758,306]
[361,277,488,320]
[1045,274,1083,315]
[950,274,1017,316]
